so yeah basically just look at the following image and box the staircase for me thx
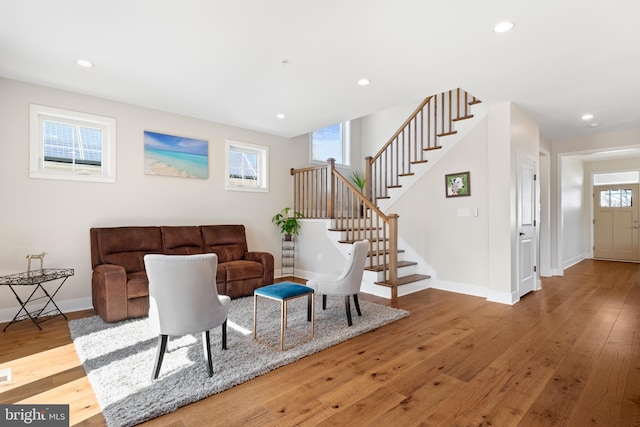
[290,88,482,302]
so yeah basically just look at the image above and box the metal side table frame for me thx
[1,268,74,331]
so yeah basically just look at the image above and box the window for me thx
[225,140,269,192]
[311,121,350,166]
[30,104,116,183]
[593,171,639,185]
[599,189,633,208]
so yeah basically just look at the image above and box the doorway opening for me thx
[592,171,639,262]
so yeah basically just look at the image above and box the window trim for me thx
[30,104,116,183]
[225,139,269,192]
[310,120,350,167]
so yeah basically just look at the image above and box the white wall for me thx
[359,97,423,159]
[484,103,513,302]
[393,114,490,288]
[560,156,587,267]
[0,78,308,320]
[539,134,552,277]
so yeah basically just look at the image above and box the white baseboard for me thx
[429,279,487,299]
[486,289,519,305]
[431,279,517,305]
[563,253,586,270]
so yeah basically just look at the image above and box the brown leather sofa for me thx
[90,225,274,322]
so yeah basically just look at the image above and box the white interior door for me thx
[594,184,640,261]
[518,155,537,297]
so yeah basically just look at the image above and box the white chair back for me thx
[336,239,370,293]
[145,253,229,336]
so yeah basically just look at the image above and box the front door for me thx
[518,155,537,297]
[594,184,640,261]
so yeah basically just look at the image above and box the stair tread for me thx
[437,131,457,137]
[423,146,442,151]
[368,249,404,257]
[374,274,431,287]
[338,238,388,244]
[328,227,382,232]
[365,260,417,272]
[410,159,429,164]
[398,172,415,177]
[452,114,474,121]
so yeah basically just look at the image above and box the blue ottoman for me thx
[253,282,314,351]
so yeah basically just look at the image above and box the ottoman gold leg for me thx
[280,300,286,351]
[253,294,258,340]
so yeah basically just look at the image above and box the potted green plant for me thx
[350,170,366,193]
[272,207,303,241]
[350,170,366,216]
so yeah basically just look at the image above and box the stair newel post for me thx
[327,158,336,219]
[388,213,399,304]
[365,156,373,203]
[290,167,298,215]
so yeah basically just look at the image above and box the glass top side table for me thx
[0,268,74,331]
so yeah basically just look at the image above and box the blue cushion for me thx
[255,282,313,300]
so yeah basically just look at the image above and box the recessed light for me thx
[494,21,515,33]
[76,59,94,68]
[357,78,371,86]
[276,113,286,119]
[581,113,594,121]
[588,122,600,128]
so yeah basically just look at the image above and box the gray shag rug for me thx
[69,295,409,427]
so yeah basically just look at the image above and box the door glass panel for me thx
[599,189,633,208]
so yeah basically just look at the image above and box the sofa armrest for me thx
[244,251,274,285]
[92,264,128,323]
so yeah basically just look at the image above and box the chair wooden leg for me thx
[353,293,362,317]
[322,295,327,310]
[152,335,169,380]
[345,295,353,326]
[222,320,228,350]
[203,330,213,377]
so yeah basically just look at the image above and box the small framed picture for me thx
[445,171,471,197]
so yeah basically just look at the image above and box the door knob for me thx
[519,232,525,236]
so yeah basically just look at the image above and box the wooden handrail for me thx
[290,88,480,302]
[367,88,480,202]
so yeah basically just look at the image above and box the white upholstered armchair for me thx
[306,240,369,326]
[144,253,230,379]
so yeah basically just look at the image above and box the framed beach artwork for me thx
[445,171,471,197]
[144,131,209,179]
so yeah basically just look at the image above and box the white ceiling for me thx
[1,0,639,141]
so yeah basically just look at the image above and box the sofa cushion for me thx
[127,271,149,298]
[221,260,264,282]
[161,226,205,254]
[91,227,163,273]
[201,225,248,263]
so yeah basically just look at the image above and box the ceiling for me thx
[1,0,639,142]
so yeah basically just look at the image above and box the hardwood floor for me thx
[1,259,638,426]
